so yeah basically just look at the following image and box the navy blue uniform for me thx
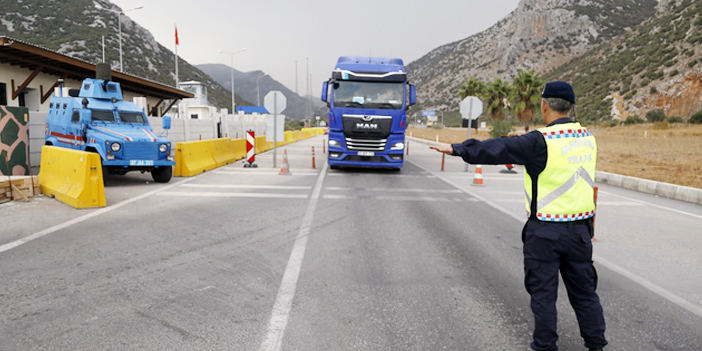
[451,118,607,351]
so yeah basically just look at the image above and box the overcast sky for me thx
[110,0,521,97]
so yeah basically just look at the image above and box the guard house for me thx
[0,36,193,116]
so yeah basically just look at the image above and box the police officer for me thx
[431,81,607,351]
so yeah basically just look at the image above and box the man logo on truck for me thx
[356,123,378,130]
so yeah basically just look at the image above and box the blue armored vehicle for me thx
[321,56,417,170]
[45,65,175,182]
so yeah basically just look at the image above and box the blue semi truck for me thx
[44,65,175,182]
[321,56,416,170]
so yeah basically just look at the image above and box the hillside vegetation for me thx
[547,0,702,123]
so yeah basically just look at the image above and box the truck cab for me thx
[45,70,175,183]
[322,56,416,169]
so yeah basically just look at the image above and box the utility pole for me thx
[295,60,298,96]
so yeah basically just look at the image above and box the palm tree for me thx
[458,77,486,100]
[511,69,544,131]
[483,78,512,120]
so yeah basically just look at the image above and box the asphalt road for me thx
[1,135,701,350]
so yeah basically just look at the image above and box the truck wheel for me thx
[152,166,173,183]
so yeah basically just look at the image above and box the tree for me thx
[511,69,544,131]
[483,78,512,120]
[458,77,486,100]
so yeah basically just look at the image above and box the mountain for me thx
[197,64,325,120]
[546,0,702,122]
[0,0,249,111]
[406,0,698,123]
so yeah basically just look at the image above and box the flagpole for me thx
[175,24,179,89]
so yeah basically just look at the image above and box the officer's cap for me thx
[541,81,575,104]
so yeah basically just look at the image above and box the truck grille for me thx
[345,137,386,151]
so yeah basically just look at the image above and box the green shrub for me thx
[689,59,698,68]
[601,120,620,127]
[666,115,683,123]
[623,115,645,125]
[690,109,702,124]
[649,86,658,94]
[489,119,514,138]
[646,109,666,122]
[669,69,679,77]
[640,78,650,87]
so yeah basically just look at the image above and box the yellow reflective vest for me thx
[525,122,597,221]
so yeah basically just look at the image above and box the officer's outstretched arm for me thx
[430,145,453,155]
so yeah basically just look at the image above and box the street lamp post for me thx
[256,73,268,106]
[95,5,143,72]
[218,48,247,114]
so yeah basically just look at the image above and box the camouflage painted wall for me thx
[0,106,30,176]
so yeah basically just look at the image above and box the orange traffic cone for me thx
[471,165,484,186]
[279,149,291,175]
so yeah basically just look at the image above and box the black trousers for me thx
[522,219,607,351]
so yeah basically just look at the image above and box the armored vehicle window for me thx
[71,111,80,123]
[92,110,115,122]
[119,112,146,124]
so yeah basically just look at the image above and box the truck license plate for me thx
[358,151,375,156]
[130,160,154,166]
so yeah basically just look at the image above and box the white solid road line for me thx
[157,191,309,199]
[0,178,194,254]
[408,159,702,320]
[259,162,329,351]
[181,184,312,190]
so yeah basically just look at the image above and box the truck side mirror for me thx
[80,109,92,124]
[321,82,329,102]
[409,85,417,106]
[162,116,172,130]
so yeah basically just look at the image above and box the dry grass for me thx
[407,124,702,189]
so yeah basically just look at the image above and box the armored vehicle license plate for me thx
[357,151,375,156]
[130,160,154,166]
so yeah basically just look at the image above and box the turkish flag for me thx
[175,25,179,46]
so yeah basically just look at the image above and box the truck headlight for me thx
[329,140,340,147]
[390,142,404,150]
[111,142,121,152]
[159,144,168,153]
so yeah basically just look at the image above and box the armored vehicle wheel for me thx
[152,166,172,183]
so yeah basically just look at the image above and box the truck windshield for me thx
[92,110,116,122]
[119,112,146,124]
[333,81,403,109]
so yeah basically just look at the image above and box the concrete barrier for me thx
[174,140,217,177]
[38,146,105,209]
[230,138,246,161]
[210,138,235,167]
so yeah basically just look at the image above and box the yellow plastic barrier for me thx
[293,131,303,141]
[230,138,246,161]
[284,131,295,144]
[38,146,105,209]
[174,140,217,177]
[268,141,285,149]
[210,138,235,167]
[255,136,269,154]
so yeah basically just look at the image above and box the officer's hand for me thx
[430,145,453,155]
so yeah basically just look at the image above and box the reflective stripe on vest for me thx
[524,123,597,222]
